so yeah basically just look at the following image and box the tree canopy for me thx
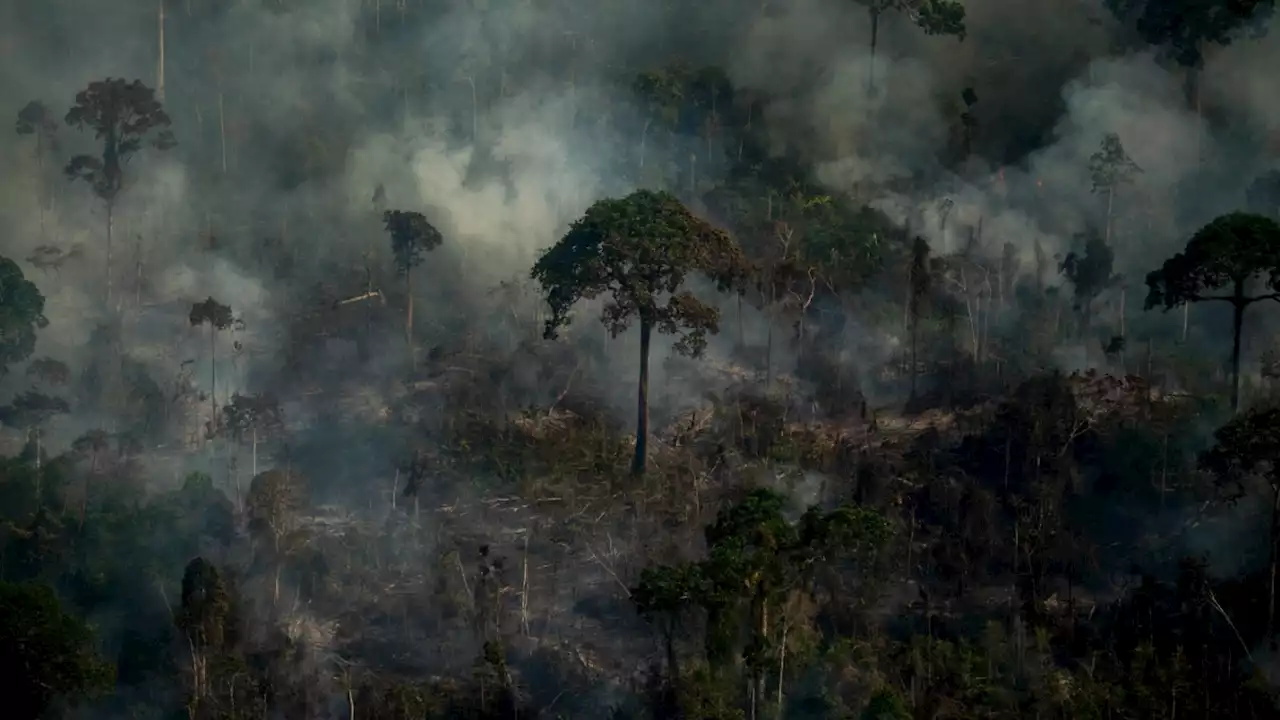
[0,581,114,718]
[532,189,750,355]
[1105,0,1275,68]
[1145,212,1280,309]
[64,78,174,204]
[0,256,48,376]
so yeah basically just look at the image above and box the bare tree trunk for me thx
[210,326,217,424]
[106,201,115,309]
[639,118,651,170]
[632,320,652,475]
[867,9,881,95]
[1119,287,1126,338]
[406,270,415,368]
[157,0,166,102]
[1230,293,1244,413]
[35,135,45,241]
[464,76,477,144]
[1105,186,1113,243]
[737,294,744,347]
[135,234,144,309]
[218,91,227,174]
[1268,485,1280,640]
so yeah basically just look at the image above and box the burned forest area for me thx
[6,0,1280,718]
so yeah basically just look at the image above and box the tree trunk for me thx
[406,270,415,368]
[210,326,217,423]
[632,320,652,475]
[766,284,777,390]
[737,294,744,348]
[218,91,227,174]
[1119,286,1126,338]
[910,307,919,400]
[639,118,650,170]
[867,9,880,95]
[252,426,258,477]
[664,625,680,682]
[1266,484,1280,641]
[1185,60,1202,161]
[36,135,45,241]
[157,0,166,102]
[1230,289,1244,413]
[106,200,115,309]
[1104,186,1113,243]
[753,591,768,720]
[466,76,477,144]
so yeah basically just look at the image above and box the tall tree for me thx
[64,78,175,309]
[633,488,890,716]
[1104,0,1275,114]
[0,391,69,473]
[1145,212,1280,411]
[0,256,48,377]
[245,469,306,607]
[1060,230,1117,341]
[222,392,284,478]
[532,189,749,475]
[957,86,978,159]
[856,0,966,95]
[176,557,232,711]
[15,100,60,239]
[188,297,234,428]
[1202,406,1280,639]
[1088,133,1142,244]
[383,209,443,367]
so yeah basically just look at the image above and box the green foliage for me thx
[178,557,232,652]
[1089,132,1142,194]
[0,256,48,376]
[25,357,71,387]
[912,0,968,37]
[221,392,284,444]
[383,209,444,274]
[861,688,911,720]
[633,562,704,621]
[0,390,69,429]
[0,581,114,718]
[188,297,234,331]
[1060,230,1116,318]
[1145,212,1280,309]
[632,487,891,705]
[857,0,968,39]
[64,78,174,203]
[633,64,692,130]
[1105,0,1274,68]
[245,469,306,546]
[1201,404,1280,495]
[15,100,58,142]
[532,189,750,355]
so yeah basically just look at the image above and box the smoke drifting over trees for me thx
[2,0,1280,717]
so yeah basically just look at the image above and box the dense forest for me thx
[3,0,1280,718]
